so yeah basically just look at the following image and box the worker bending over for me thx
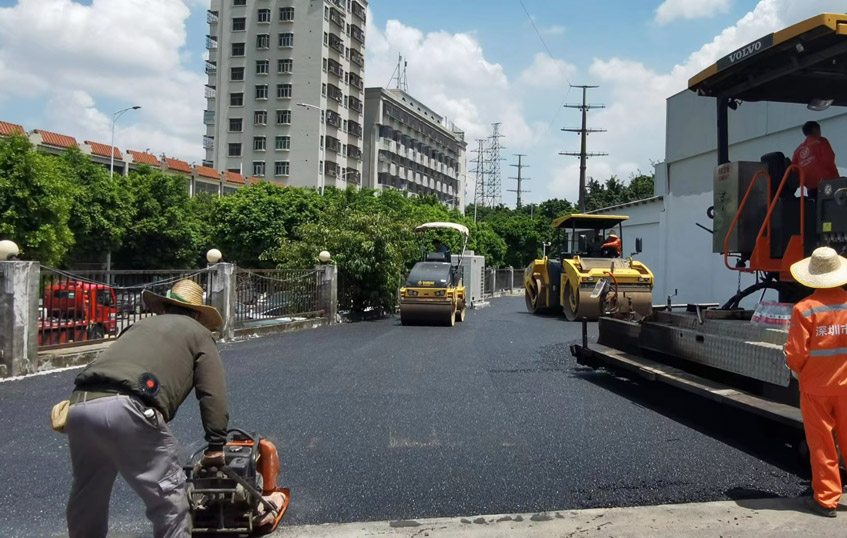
[785,247,847,518]
[601,231,621,258]
[65,280,229,538]
[792,121,838,198]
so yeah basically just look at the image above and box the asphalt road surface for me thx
[0,297,811,537]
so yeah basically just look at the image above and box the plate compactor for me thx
[185,429,290,536]
[399,222,469,326]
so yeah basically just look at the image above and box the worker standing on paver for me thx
[792,121,838,198]
[64,279,229,538]
[785,247,847,518]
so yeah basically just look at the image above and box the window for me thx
[230,66,244,81]
[323,32,328,45]
[253,161,266,176]
[257,8,271,23]
[278,58,293,73]
[342,144,347,157]
[322,58,327,71]
[321,83,327,96]
[232,42,245,56]
[256,34,270,49]
[343,120,347,131]
[275,136,290,150]
[279,33,294,47]
[253,136,266,151]
[344,73,348,84]
[274,161,290,176]
[255,84,268,99]
[346,23,351,36]
[233,0,246,5]
[254,110,267,125]
[228,143,242,157]
[277,83,291,98]
[343,96,348,108]
[279,7,294,21]
[228,118,243,132]
[276,109,291,124]
[232,17,245,31]
[319,135,323,148]
[230,92,244,106]
[324,6,329,20]
[256,59,269,75]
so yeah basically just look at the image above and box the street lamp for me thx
[297,102,324,194]
[110,105,141,179]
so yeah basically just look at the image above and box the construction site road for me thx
[0,297,813,537]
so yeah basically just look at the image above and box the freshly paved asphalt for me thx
[0,297,811,538]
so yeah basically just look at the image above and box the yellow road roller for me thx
[399,222,469,327]
[524,214,654,321]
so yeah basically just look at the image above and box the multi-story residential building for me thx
[362,88,467,210]
[205,0,368,189]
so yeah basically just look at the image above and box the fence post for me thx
[0,261,39,377]
[316,264,338,324]
[210,263,236,341]
[509,267,515,291]
[492,268,497,297]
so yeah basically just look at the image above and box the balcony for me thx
[352,1,366,22]
[203,136,214,150]
[351,24,365,45]
[348,96,363,113]
[325,161,339,177]
[204,61,216,75]
[326,110,342,129]
[329,34,344,54]
[350,49,364,68]
[205,86,216,99]
[348,73,363,91]
[348,121,362,138]
[326,136,341,153]
[328,59,343,78]
[398,167,406,180]
[348,145,362,159]
[207,10,218,24]
[206,36,218,49]
[327,84,343,104]
[345,168,360,184]
[329,7,344,28]
[331,0,345,9]
[203,110,215,125]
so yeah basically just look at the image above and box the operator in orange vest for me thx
[601,231,621,258]
[792,121,838,197]
[785,246,847,517]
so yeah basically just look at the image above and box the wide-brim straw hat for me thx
[142,279,223,331]
[608,232,618,238]
[790,247,847,289]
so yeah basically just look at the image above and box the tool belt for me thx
[69,390,124,405]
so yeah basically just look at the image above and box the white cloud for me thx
[592,0,846,187]
[0,0,205,161]
[654,0,732,25]
[540,25,566,36]
[518,53,576,89]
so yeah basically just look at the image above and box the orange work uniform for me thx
[785,287,847,509]
[602,237,621,257]
[792,136,838,191]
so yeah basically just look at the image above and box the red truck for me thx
[38,281,118,346]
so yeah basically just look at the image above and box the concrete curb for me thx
[276,497,847,538]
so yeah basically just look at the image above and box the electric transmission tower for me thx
[507,154,530,209]
[484,123,505,208]
[559,85,607,212]
[471,139,486,223]
[388,54,409,92]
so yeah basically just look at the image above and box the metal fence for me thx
[234,268,322,326]
[38,267,216,350]
[482,267,521,298]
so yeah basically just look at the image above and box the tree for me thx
[61,147,136,264]
[0,134,74,265]
[113,169,203,269]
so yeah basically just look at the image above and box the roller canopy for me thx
[552,214,629,230]
[689,13,847,106]
[415,222,470,237]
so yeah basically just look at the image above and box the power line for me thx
[559,85,607,212]
[507,154,531,209]
[517,0,553,58]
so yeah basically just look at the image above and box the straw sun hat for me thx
[142,279,223,330]
[790,247,847,289]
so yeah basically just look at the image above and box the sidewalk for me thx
[280,497,846,538]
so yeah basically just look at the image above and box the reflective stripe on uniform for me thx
[801,304,847,317]
[809,347,847,357]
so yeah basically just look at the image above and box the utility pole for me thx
[560,85,607,212]
[507,154,530,209]
[471,139,486,224]
[484,123,505,208]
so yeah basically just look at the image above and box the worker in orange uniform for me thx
[792,121,838,198]
[601,231,621,258]
[785,246,847,517]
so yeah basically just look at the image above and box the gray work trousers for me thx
[65,394,190,538]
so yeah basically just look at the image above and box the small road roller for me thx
[524,214,654,321]
[399,222,469,327]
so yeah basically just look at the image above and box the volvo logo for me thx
[728,41,762,64]
[717,34,774,71]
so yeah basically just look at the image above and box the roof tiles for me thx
[35,129,77,148]
[85,141,123,160]
[127,150,161,167]
[224,171,246,184]
[163,157,192,174]
[195,165,221,180]
[0,121,25,136]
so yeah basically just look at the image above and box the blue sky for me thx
[0,0,840,203]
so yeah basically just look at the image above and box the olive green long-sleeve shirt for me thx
[74,314,229,449]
